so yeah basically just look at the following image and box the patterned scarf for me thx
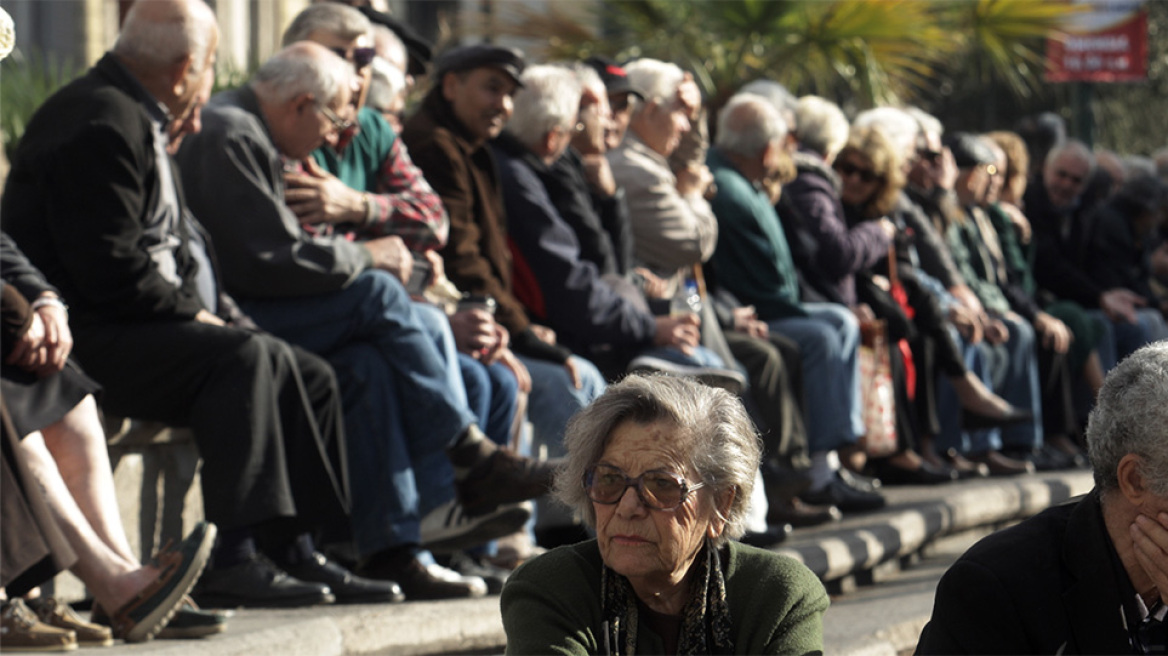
[600,538,734,655]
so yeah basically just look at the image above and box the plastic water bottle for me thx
[670,277,702,318]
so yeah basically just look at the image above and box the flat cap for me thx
[435,44,525,87]
[945,132,996,169]
[584,55,644,99]
[358,6,432,77]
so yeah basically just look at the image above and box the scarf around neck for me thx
[600,538,734,655]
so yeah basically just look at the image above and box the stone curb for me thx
[85,471,1095,655]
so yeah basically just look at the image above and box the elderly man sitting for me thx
[916,342,1168,654]
[177,42,548,601]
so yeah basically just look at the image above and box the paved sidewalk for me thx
[85,470,1093,655]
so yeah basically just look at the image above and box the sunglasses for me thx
[584,463,704,511]
[330,46,376,71]
[835,160,882,184]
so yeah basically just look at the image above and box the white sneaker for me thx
[627,356,747,394]
[423,563,488,597]
[420,499,532,554]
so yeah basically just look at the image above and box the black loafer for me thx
[962,407,1033,431]
[739,524,793,548]
[192,555,335,609]
[800,473,886,513]
[871,459,958,486]
[279,552,405,604]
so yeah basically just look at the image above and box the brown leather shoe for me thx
[27,598,112,647]
[0,600,76,652]
[455,443,558,517]
[968,450,1036,477]
[767,496,842,528]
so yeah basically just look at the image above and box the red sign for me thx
[1046,0,1148,83]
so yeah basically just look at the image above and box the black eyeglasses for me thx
[317,104,355,133]
[835,160,882,184]
[917,148,942,164]
[584,463,704,511]
[331,46,377,71]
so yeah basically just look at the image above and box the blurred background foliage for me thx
[487,0,1166,154]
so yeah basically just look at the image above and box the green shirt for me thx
[501,539,829,655]
[707,150,807,321]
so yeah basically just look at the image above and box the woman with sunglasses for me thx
[501,374,828,655]
[836,127,1034,481]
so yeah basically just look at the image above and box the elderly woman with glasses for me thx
[501,374,828,655]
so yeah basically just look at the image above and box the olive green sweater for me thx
[501,539,829,655]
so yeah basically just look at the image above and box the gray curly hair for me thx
[554,373,761,546]
[1086,341,1168,497]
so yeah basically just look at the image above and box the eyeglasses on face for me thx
[917,148,942,164]
[330,46,377,71]
[584,463,704,511]
[317,104,355,133]
[835,160,882,184]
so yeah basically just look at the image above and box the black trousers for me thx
[725,330,811,471]
[72,320,349,534]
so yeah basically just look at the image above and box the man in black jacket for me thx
[1,0,397,608]
[917,342,1168,654]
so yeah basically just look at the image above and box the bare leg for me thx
[950,371,1014,416]
[39,396,138,565]
[19,431,159,612]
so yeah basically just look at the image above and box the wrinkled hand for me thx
[1000,202,1032,244]
[676,73,702,121]
[675,165,713,198]
[732,306,767,339]
[635,267,670,300]
[984,317,1009,345]
[949,304,984,344]
[497,347,532,393]
[581,154,617,197]
[34,300,72,373]
[364,236,413,282]
[449,308,499,357]
[654,314,701,355]
[194,308,226,326]
[950,284,985,316]
[6,311,47,374]
[1131,512,1168,605]
[1034,311,1073,353]
[1100,288,1147,324]
[530,324,557,346]
[284,158,366,224]
[878,218,898,240]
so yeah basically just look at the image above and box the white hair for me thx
[1087,342,1168,497]
[372,24,406,73]
[1045,139,1096,177]
[715,93,787,159]
[251,42,353,107]
[113,0,218,77]
[905,106,943,143]
[623,58,684,114]
[738,79,798,125]
[282,3,370,46]
[506,64,583,151]
[853,106,919,161]
[572,63,606,101]
[795,95,849,160]
[366,57,406,113]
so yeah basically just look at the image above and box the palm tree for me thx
[481,0,1073,113]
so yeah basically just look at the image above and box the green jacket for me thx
[501,539,829,655]
[707,150,807,321]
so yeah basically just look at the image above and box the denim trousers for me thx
[935,315,1042,453]
[767,303,863,453]
[520,354,605,458]
[241,270,478,557]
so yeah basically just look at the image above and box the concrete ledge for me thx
[776,471,1094,591]
[85,471,1095,656]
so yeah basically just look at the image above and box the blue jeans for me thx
[521,355,605,458]
[1089,309,1167,372]
[240,270,478,557]
[936,331,1002,454]
[767,303,862,453]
